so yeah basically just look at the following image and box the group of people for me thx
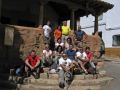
[42,20,87,49]
[15,20,97,88]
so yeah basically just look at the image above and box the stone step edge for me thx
[0,69,106,80]
[20,84,101,90]
[24,70,107,80]
[20,76,113,86]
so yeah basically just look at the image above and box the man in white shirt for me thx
[75,47,88,74]
[58,53,73,88]
[43,21,52,45]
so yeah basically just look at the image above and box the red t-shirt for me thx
[26,55,40,67]
[86,51,93,61]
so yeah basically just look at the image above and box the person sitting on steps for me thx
[58,53,74,88]
[85,46,97,75]
[25,50,41,79]
[42,44,53,67]
[75,47,88,74]
[74,26,87,47]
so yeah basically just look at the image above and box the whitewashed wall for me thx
[80,0,120,48]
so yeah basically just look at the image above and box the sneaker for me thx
[59,82,65,88]
[84,70,88,75]
[34,74,40,79]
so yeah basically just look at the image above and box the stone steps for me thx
[40,70,106,79]
[69,85,101,90]
[0,70,107,81]
[23,76,113,86]
[18,70,113,90]
[0,69,112,90]
[70,77,113,86]
[20,84,101,90]
[0,79,17,89]
[0,73,10,81]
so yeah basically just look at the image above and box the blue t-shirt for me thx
[66,50,76,60]
[75,30,85,40]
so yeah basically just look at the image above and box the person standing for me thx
[54,25,62,42]
[61,21,71,43]
[43,21,52,45]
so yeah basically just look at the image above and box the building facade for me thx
[0,0,113,29]
[80,0,120,58]
[0,0,115,58]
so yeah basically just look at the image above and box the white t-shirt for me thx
[64,42,70,50]
[58,57,72,70]
[43,50,52,58]
[76,51,87,60]
[55,42,64,47]
[43,25,52,37]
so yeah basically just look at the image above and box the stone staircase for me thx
[17,69,113,90]
[0,60,113,90]
[0,73,17,90]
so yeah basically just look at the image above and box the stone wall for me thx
[70,31,101,57]
[0,24,102,65]
[0,24,44,65]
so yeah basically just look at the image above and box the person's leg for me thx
[78,60,88,74]
[89,62,97,74]
[49,56,58,72]
[48,37,51,47]
[65,36,68,43]
[44,37,49,44]
[90,62,96,68]
[58,69,65,88]
[34,66,40,79]
[41,56,48,67]
[62,35,65,43]
[45,57,53,67]
[24,65,31,77]
[53,56,60,64]
[64,71,73,86]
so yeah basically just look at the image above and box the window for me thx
[112,35,120,46]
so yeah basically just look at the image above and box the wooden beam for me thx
[38,3,44,26]
[94,15,98,34]
[0,0,2,22]
[49,0,95,13]
[70,9,75,30]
